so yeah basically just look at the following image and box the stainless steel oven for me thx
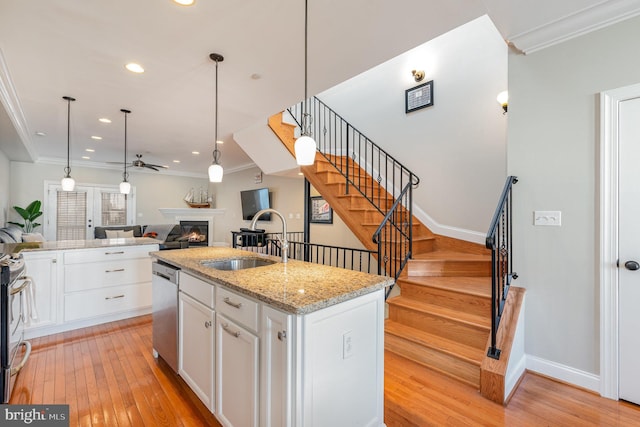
[1,253,32,403]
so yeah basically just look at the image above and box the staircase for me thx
[269,107,522,407]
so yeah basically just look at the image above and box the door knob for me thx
[624,260,640,271]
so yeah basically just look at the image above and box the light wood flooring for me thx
[10,315,640,426]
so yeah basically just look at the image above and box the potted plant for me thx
[8,200,43,233]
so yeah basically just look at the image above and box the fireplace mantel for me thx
[158,208,226,216]
[158,208,226,246]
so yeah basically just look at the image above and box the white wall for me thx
[9,161,208,227]
[508,15,640,375]
[0,149,9,225]
[318,15,507,234]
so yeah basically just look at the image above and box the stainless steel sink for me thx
[200,257,278,271]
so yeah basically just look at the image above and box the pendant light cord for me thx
[214,57,219,159]
[121,109,131,182]
[301,0,312,137]
[62,96,76,177]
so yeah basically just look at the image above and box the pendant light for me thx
[61,96,76,191]
[208,53,224,183]
[294,0,316,166]
[119,109,132,195]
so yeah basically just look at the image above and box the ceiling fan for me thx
[108,154,168,171]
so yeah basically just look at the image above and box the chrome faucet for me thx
[250,208,288,263]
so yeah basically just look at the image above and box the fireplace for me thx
[179,220,209,247]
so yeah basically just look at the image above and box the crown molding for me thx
[507,0,640,54]
[0,48,37,161]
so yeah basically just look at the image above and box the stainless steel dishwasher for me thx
[152,261,179,372]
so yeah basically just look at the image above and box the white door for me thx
[44,183,135,240]
[618,95,640,405]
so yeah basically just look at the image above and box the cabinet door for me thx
[261,306,292,427]
[22,251,59,330]
[179,292,215,412]
[216,314,259,427]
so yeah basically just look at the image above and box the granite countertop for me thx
[151,247,393,315]
[0,237,160,255]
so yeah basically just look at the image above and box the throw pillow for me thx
[118,230,134,238]
[105,230,121,239]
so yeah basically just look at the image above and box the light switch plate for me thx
[343,331,354,359]
[534,210,561,226]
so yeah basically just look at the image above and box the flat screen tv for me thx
[241,188,271,221]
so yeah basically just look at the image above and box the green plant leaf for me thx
[13,206,29,220]
[7,221,25,229]
[26,200,41,215]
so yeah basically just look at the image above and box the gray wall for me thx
[508,15,640,374]
[211,166,365,250]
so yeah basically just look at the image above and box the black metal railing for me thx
[485,176,518,360]
[231,231,376,274]
[373,182,413,298]
[288,97,419,284]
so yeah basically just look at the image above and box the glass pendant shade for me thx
[208,163,223,182]
[61,176,75,191]
[120,180,131,195]
[295,134,316,166]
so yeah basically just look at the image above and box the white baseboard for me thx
[412,205,486,245]
[526,354,600,393]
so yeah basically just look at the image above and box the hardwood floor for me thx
[10,315,221,427]
[10,315,640,426]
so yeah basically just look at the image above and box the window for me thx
[44,182,135,241]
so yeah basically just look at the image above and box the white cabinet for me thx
[216,313,259,427]
[63,245,154,323]
[261,306,293,427]
[21,251,60,332]
[179,291,215,412]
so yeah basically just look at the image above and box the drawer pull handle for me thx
[105,295,125,300]
[222,323,240,338]
[204,320,212,328]
[105,251,125,255]
[223,297,242,309]
[278,330,287,341]
[105,268,125,273]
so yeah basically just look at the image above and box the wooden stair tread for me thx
[398,276,492,299]
[385,320,483,364]
[387,296,491,329]
[412,250,491,261]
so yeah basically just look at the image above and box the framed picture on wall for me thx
[405,80,434,113]
[310,196,333,224]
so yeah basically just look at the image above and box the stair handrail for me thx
[373,180,413,298]
[485,175,518,360]
[288,97,418,283]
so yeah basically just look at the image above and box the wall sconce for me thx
[411,70,425,82]
[497,90,508,114]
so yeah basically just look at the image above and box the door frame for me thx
[599,82,640,400]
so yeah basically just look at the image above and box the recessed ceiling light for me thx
[173,160,180,163]
[82,156,91,160]
[216,140,224,144]
[162,165,169,168]
[98,118,111,124]
[173,0,195,5]
[85,149,95,152]
[91,135,102,140]
[192,151,200,155]
[35,131,46,136]
[251,73,261,80]
[125,63,145,74]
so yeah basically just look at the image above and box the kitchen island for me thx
[151,246,391,427]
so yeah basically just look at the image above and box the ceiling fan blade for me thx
[145,163,168,169]
[145,165,160,171]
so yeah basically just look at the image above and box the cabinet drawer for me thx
[216,286,259,332]
[64,245,154,264]
[180,272,215,308]
[64,282,152,322]
[65,258,152,292]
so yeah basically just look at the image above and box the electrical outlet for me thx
[342,331,354,359]
[534,210,561,226]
